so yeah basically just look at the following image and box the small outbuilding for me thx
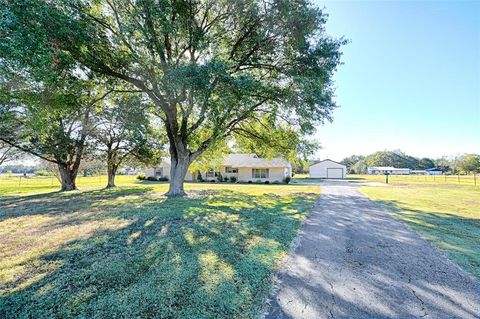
[309,159,347,179]
[367,167,410,175]
[425,168,443,175]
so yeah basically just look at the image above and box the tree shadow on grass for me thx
[0,188,318,319]
[372,199,480,280]
[0,187,154,222]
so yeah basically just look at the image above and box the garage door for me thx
[327,168,343,179]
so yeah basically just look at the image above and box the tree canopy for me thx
[458,154,480,175]
[1,0,346,195]
[0,63,108,190]
[91,91,164,187]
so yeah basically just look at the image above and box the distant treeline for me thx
[0,160,140,177]
[0,160,106,176]
[0,164,37,174]
[339,151,480,175]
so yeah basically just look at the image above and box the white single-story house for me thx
[411,170,426,175]
[309,159,347,179]
[425,168,443,175]
[367,167,411,175]
[411,168,443,175]
[144,154,292,183]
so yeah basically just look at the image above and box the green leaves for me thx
[233,116,319,162]
[2,0,345,133]
[2,0,346,193]
[459,154,480,174]
[91,90,165,167]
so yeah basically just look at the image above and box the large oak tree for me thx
[0,71,110,191]
[2,0,346,195]
[92,92,164,188]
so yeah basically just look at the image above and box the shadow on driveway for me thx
[266,183,480,319]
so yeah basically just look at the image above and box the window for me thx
[155,167,163,177]
[206,169,220,178]
[252,168,269,179]
[225,166,238,173]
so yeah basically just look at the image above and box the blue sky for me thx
[312,0,480,161]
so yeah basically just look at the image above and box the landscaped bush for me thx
[136,174,146,180]
[158,176,169,182]
[284,176,291,184]
[248,180,252,184]
[210,179,216,183]
[146,176,158,181]
[264,180,270,184]
[223,176,229,182]
[229,176,237,183]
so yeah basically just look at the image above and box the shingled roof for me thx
[161,154,290,168]
[222,154,290,168]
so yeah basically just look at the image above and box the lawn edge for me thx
[259,191,321,318]
[358,186,480,283]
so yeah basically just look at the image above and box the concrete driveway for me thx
[266,180,480,319]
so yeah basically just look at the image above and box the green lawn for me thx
[291,173,324,184]
[360,182,480,280]
[0,176,319,319]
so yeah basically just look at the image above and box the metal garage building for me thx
[309,159,347,179]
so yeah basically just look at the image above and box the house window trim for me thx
[206,168,221,178]
[252,168,269,179]
[225,166,238,173]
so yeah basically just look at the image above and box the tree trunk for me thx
[58,164,77,191]
[166,152,191,196]
[106,164,117,188]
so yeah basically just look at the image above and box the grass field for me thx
[348,173,479,186]
[293,173,479,186]
[360,181,480,280]
[0,175,319,318]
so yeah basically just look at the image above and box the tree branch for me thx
[0,138,60,165]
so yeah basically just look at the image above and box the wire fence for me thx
[348,174,479,186]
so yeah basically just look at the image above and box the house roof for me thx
[310,159,346,167]
[160,154,290,168]
[223,154,290,168]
